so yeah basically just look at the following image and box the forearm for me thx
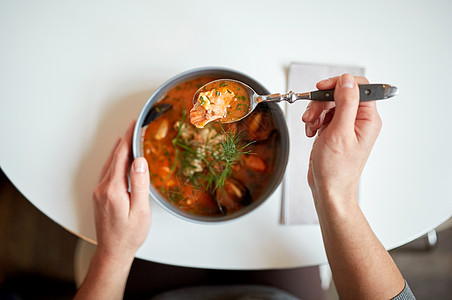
[74,250,134,300]
[315,191,405,300]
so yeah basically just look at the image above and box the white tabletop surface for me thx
[1,0,451,270]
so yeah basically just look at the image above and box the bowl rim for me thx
[133,66,289,224]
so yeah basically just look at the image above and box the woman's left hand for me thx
[75,121,151,300]
[93,120,151,262]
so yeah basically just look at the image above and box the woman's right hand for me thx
[302,74,382,207]
[301,74,407,300]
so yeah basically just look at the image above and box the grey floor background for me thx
[1,168,451,299]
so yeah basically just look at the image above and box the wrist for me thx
[76,245,135,300]
[93,246,135,271]
[313,187,360,220]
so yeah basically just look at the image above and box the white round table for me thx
[1,0,451,270]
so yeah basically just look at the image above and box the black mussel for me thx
[237,108,275,142]
[215,178,252,214]
[142,103,173,127]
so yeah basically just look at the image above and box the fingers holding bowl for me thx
[100,138,121,181]
[109,121,136,189]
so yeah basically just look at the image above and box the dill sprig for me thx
[170,109,187,175]
[171,111,253,191]
[212,129,253,190]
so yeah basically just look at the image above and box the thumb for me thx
[129,157,150,211]
[329,74,360,133]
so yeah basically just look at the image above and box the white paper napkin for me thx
[281,63,365,225]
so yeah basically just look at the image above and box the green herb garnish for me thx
[168,189,184,204]
[213,129,253,190]
[171,111,253,191]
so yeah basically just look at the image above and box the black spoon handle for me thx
[309,84,398,101]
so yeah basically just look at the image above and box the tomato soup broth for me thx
[143,77,280,216]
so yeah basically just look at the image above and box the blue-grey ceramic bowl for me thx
[133,67,289,223]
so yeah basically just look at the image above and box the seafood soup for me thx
[142,77,281,217]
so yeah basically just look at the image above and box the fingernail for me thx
[133,158,147,173]
[302,106,312,120]
[319,110,327,125]
[306,124,314,137]
[340,74,355,89]
[314,118,320,127]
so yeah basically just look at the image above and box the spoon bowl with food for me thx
[190,79,398,128]
[190,79,254,128]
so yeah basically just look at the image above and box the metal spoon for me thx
[193,79,398,123]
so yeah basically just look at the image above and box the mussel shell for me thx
[215,178,252,214]
[236,105,276,142]
[142,103,173,127]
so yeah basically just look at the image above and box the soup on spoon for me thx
[190,79,251,128]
